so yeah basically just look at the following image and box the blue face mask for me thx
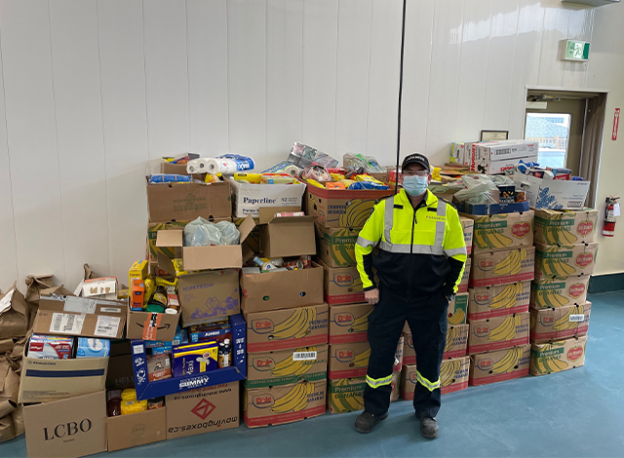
[403,175,428,196]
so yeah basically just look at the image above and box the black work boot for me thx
[355,411,388,434]
[419,417,439,439]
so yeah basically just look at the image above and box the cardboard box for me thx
[467,281,531,321]
[328,303,373,344]
[240,264,323,313]
[513,172,591,210]
[468,312,530,354]
[401,356,469,400]
[306,185,393,228]
[126,308,180,341]
[327,339,402,379]
[455,199,530,216]
[318,260,365,306]
[447,293,469,325]
[245,344,328,388]
[160,162,189,175]
[230,178,307,218]
[165,382,239,439]
[460,217,474,255]
[107,406,167,452]
[243,380,326,428]
[82,277,118,300]
[23,391,107,458]
[450,142,465,164]
[476,155,538,175]
[390,370,401,402]
[146,179,231,223]
[530,335,587,376]
[467,211,534,252]
[534,242,598,280]
[531,275,590,309]
[245,304,328,352]
[475,141,538,174]
[534,208,599,247]
[458,257,471,293]
[469,344,530,386]
[327,377,365,414]
[258,209,316,258]
[530,302,591,343]
[403,323,469,364]
[469,247,535,288]
[32,296,127,339]
[315,224,361,267]
[147,221,187,263]
[106,354,135,390]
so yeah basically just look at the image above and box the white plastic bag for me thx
[184,217,224,247]
[215,221,241,245]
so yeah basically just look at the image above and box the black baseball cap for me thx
[402,153,430,171]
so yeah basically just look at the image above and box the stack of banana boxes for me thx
[529,208,599,376]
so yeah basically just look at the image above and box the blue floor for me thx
[3,291,624,458]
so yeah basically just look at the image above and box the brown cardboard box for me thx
[530,335,587,376]
[469,344,530,386]
[534,242,598,280]
[467,281,531,321]
[328,339,402,379]
[245,344,328,388]
[107,407,167,452]
[327,377,365,414]
[245,303,329,352]
[447,293,468,325]
[318,260,365,306]
[458,256,471,293]
[243,380,326,428]
[401,356,469,400]
[403,323,469,364]
[160,162,189,175]
[531,275,590,309]
[23,391,107,458]
[32,296,127,339]
[146,179,231,223]
[240,264,323,313]
[126,308,180,341]
[467,211,534,252]
[534,208,599,247]
[468,312,530,355]
[530,302,591,343]
[0,285,29,339]
[106,354,135,390]
[165,382,239,439]
[470,247,535,288]
[328,303,373,344]
[460,217,474,255]
[258,209,316,258]
[315,224,361,267]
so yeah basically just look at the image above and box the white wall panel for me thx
[562,7,594,89]
[537,3,570,87]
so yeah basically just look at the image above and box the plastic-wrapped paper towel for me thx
[184,218,241,247]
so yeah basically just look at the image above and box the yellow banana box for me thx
[328,372,400,414]
[401,356,469,400]
[147,221,187,263]
[245,344,329,388]
[469,344,530,386]
[329,303,374,344]
[403,323,469,364]
[317,260,365,306]
[534,242,598,280]
[465,211,534,253]
[315,224,361,267]
[530,275,590,309]
[458,256,471,293]
[447,293,469,325]
[244,303,329,353]
[468,312,530,354]
[534,208,599,248]
[529,335,587,376]
[468,281,531,321]
[328,338,403,379]
[243,380,326,428]
[530,302,591,343]
[470,247,535,288]
[460,217,474,255]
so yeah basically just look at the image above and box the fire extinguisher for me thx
[603,196,620,237]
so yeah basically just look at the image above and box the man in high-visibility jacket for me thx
[354,153,467,439]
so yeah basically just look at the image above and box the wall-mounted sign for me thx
[563,40,590,62]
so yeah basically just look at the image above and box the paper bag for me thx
[0,285,28,340]
[0,415,14,443]
[24,275,55,328]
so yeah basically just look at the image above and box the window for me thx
[525,113,571,168]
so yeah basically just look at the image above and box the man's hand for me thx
[365,288,380,305]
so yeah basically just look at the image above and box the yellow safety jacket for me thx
[355,189,467,299]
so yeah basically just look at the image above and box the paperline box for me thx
[126,307,180,341]
[23,391,107,458]
[230,178,307,218]
[244,304,328,353]
[460,217,474,255]
[469,344,530,386]
[534,242,598,280]
[403,323,469,365]
[106,354,135,390]
[0,286,29,339]
[107,406,167,452]
[534,208,599,247]
[531,275,590,309]
[468,312,530,354]
[306,185,393,228]
[328,339,402,379]
[318,259,365,306]
[245,344,328,388]
[401,356,469,400]
[467,211,534,252]
[165,382,239,439]
[469,247,535,288]
[513,172,591,210]
[32,296,127,339]
[447,293,468,325]
[243,380,326,428]
[146,178,231,223]
[458,257,471,293]
[315,223,361,267]
[530,335,587,376]
[240,264,323,313]
[530,302,591,343]
[327,377,365,414]
[328,303,373,344]
[467,281,531,321]
[257,208,316,258]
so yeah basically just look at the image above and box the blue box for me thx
[189,326,231,343]
[131,314,246,400]
[456,200,530,216]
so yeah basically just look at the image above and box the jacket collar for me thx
[396,188,438,209]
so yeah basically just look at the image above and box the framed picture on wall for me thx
[481,130,509,142]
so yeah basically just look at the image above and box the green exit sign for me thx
[563,40,590,61]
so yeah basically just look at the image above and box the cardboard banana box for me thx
[401,356,469,400]
[530,335,587,376]
[530,275,590,309]
[243,380,326,428]
[467,211,534,253]
[245,344,328,388]
[530,302,591,343]
[328,338,403,379]
[468,312,530,354]
[315,224,361,267]
[468,281,531,321]
[460,217,474,255]
[458,256,471,293]
[534,208,599,248]
[327,372,400,414]
[470,247,535,288]
[469,344,530,386]
[534,243,598,280]
[403,323,469,364]
[318,260,365,305]
[329,303,373,344]
[447,293,469,325]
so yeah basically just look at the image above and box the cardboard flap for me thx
[267,215,317,225]
[41,285,74,297]
[238,215,256,243]
[258,206,301,224]
[157,254,176,277]
[242,244,255,264]
[156,230,184,248]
